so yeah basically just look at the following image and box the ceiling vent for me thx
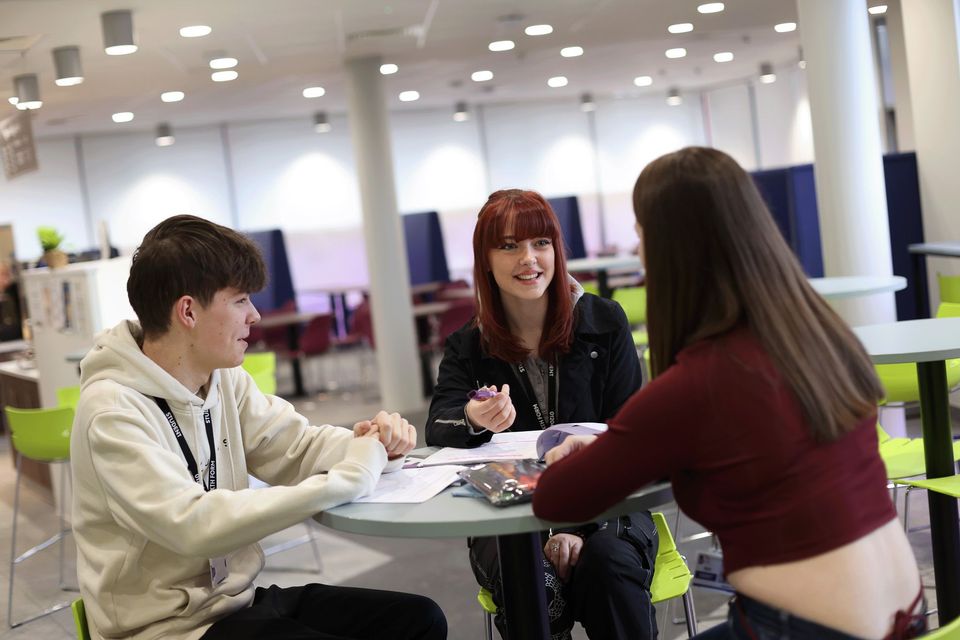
[346,24,423,42]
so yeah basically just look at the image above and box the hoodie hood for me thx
[80,320,218,408]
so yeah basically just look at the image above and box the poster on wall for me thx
[0,111,38,180]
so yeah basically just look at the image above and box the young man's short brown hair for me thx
[127,215,267,338]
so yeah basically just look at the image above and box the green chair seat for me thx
[631,329,648,348]
[56,386,81,411]
[612,286,647,326]
[579,280,600,297]
[242,352,277,395]
[938,274,960,305]
[72,598,91,640]
[922,612,960,638]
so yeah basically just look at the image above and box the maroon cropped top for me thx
[533,326,896,575]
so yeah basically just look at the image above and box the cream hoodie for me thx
[71,320,395,640]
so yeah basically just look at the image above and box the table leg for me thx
[917,360,960,622]
[287,325,306,397]
[912,252,929,319]
[597,270,611,299]
[496,532,549,640]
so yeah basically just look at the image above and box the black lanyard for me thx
[154,398,216,491]
[512,360,558,431]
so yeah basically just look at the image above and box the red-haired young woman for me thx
[426,189,657,640]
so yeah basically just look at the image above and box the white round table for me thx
[808,275,906,299]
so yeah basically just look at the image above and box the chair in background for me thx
[612,286,648,349]
[920,613,960,638]
[5,406,75,628]
[938,273,960,304]
[72,598,91,640]
[298,313,337,393]
[56,386,81,410]
[476,512,697,639]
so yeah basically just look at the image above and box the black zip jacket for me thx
[426,293,642,447]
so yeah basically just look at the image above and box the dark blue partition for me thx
[547,196,587,260]
[883,153,925,320]
[403,211,450,286]
[246,229,296,313]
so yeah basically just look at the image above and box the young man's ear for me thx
[172,295,200,330]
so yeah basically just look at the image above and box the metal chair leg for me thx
[682,590,699,637]
[483,610,494,640]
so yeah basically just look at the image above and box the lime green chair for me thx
[56,385,81,410]
[5,406,75,628]
[938,273,960,305]
[877,303,960,403]
[922,613,960,638]
[612,286,648,349]
[72,598,91,640]
[242,352,277,395]
[477,512,698,638]
[579,280,601,297]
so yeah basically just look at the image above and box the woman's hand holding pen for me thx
[465,384,517,433]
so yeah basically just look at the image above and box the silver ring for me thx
[551,543,560,553]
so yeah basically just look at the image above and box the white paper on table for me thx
[418,430,540,467]
[354,465,465,503]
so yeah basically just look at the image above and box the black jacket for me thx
[426,293,642,447]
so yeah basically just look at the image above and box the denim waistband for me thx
[733,593,864,640]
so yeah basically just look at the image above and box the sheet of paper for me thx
[354,465,465,504]
[418,431,540,467]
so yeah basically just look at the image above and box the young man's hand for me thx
[363,411,417,460]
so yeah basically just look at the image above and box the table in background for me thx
[566,255,643,298]
[257,311,325,397]
[853,317,960,623]
[808,275,907,299]
[317,481,673,640]
[909,242,960,318]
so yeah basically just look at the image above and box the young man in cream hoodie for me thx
[70,215,446,640]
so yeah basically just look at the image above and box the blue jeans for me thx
[693,593,926,640]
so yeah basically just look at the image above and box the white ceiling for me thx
[0,0,814,138]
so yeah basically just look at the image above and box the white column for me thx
[901,0,960,310]
[885,0,916,151]
[345,56,423,412]
[797,0,897,326]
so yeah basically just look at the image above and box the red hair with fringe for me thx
[472,189,575,363]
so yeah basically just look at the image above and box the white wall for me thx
[707,84,758,171]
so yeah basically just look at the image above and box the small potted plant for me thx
[37,226,68,268]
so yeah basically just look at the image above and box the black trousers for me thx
[201,583,447,640]
[469,512,658,640]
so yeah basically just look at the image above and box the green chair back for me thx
[72,598,91,640]
[938,273,960,305]
[57,385,81,410]
[937,301,960,319]
[921,611,960,638]
[649,511,693,604]
[612,286,647,326]
[579,280,601,297]
[242,352,277,395]
[4,406,73,462]
[477,587,497,615]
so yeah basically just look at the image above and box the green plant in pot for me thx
[38,226,68,269]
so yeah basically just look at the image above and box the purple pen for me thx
[468,388,497,401]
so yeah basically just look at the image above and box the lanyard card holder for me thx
[458,459,546,507]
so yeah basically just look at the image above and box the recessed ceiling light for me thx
[713,51,734,63]
[665,48,687,59]
[112,111,134,123]
[698,3,725,13]
[471,70,493,82]
[179,25,212,38]
[302,86,326,98]
[634,75,653,87]
[868,5,888,14]
[380,63,399,75]
[525,24,553,36]
[668,23,694,34]
[560,46,583,58]
[547,76,568,88]
[209,57,238,70]
[161,91,185,102]
[774,22,797,33]
[399,90,420,102]
[211,70,238,82]
[489,40,515,52]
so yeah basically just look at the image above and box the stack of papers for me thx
[417,431,540,467]
[354,465,464,504]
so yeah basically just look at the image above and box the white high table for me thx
[316,481,674,640]
[853,317,960,623]
[909,242,960,318]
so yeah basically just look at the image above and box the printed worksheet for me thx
[354,465,465,503]
[417,431,540,467]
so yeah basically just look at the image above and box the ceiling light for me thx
[713,51,734,63]
[302,86,326,98]
[665,48,687,59]
[489,40,515,52]
[525,24,553,36]
[13,74,41,109]
[161,91,184,103]
[380,63,398,75]
[7,97,17,106]
[759,62,776,84]
[453,101,470,122]
[547,76,568,88]
[179,25,211,38]
[313,111,331,133]
[102,10,138,55]
[52,46,84,86]
[633,75,653,87]
[209,57,237,70]
[399,90,420,102]
[668,23,694,34]
[561,46,583,58]
[155,123,174,146]
[697,3,725,13]
[774,22,797,33]
[580,92,595,112]
[471,70,493,82]
[798,46,806,69]
[211,70,238,82]
[868,5,888,14]
[667,88,682,106]
[112,111,134,123]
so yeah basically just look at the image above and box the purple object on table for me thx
[468,388,497,401]
[535,423,608,460]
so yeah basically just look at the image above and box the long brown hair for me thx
[633,147,883,441]
[473,189,575,363]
